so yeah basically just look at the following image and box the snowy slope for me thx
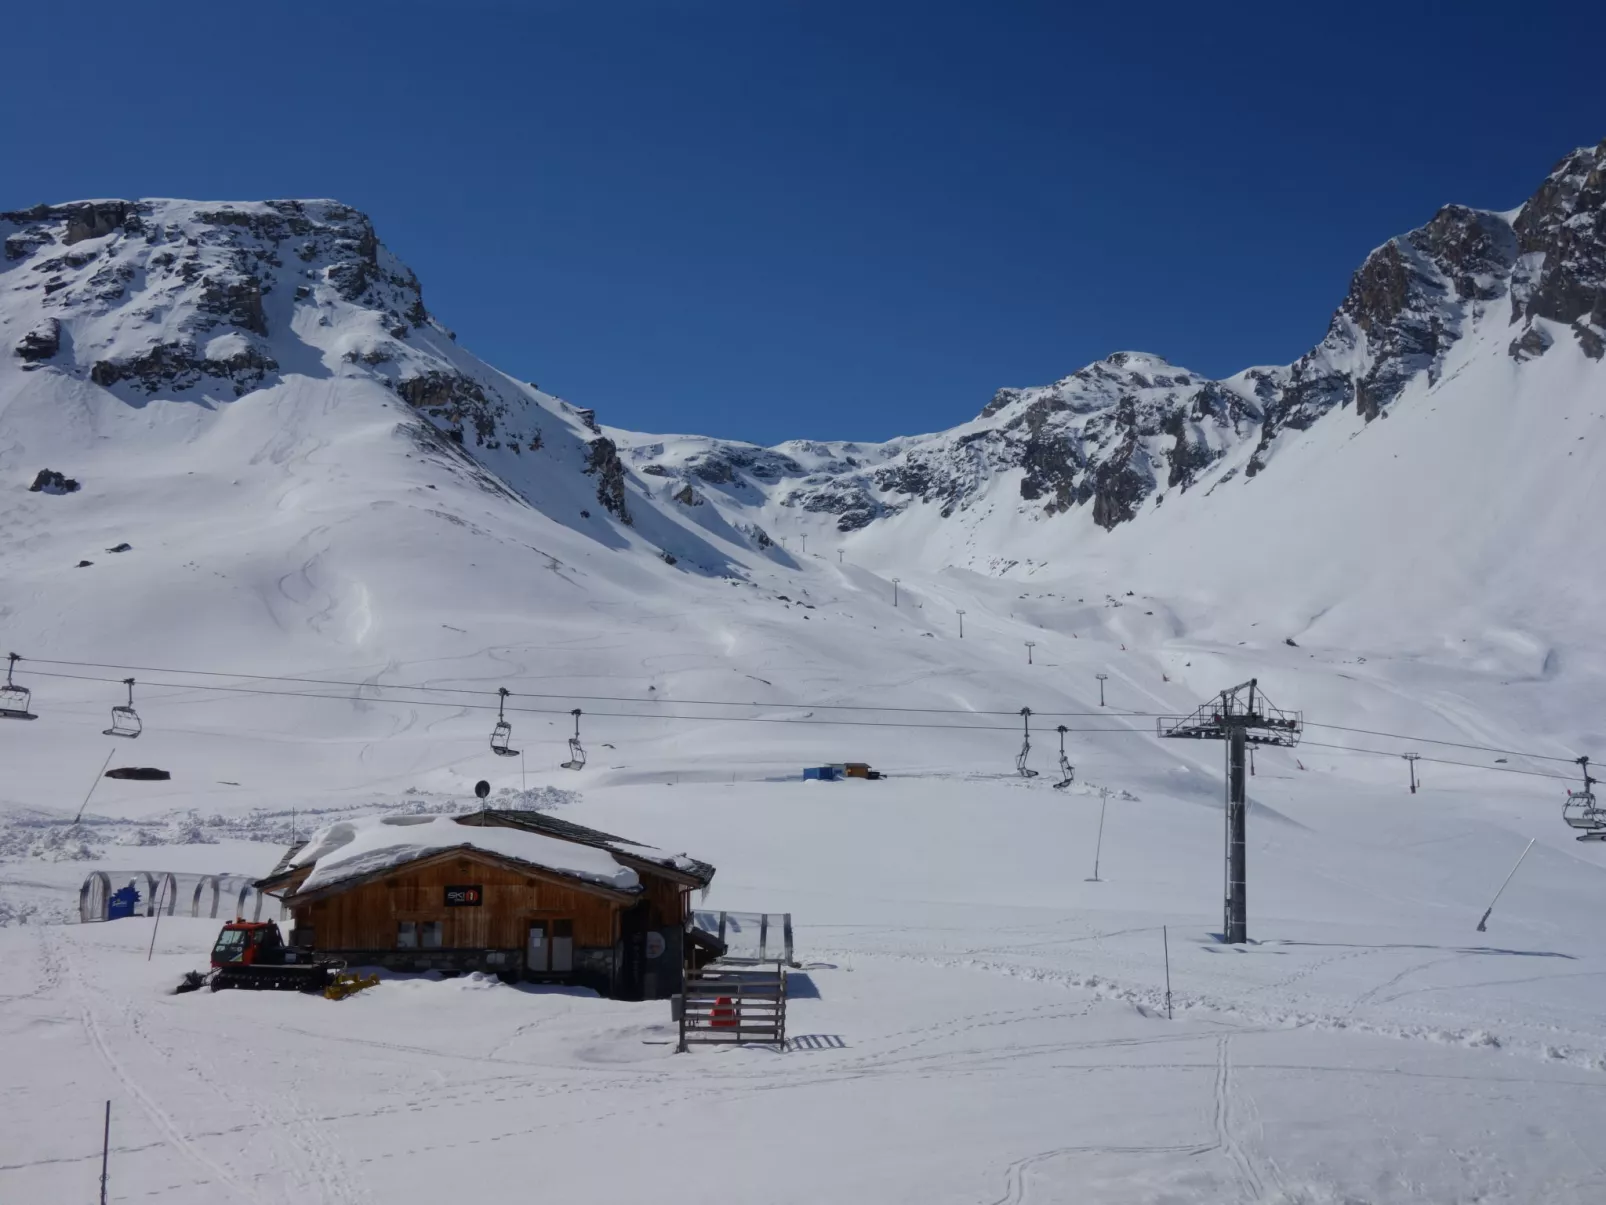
[2,144,1606,1205]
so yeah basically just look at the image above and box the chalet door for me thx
[526,922,547,973]
[551,920,573,973]
[617,902,650,1000]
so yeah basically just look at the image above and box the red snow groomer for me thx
[176,921,343,993]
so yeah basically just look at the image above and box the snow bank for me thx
[291,814,640,893]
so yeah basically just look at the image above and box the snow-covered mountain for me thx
[628,138,1605,542]
[6,140,1603,591]
[2,139,1603,722]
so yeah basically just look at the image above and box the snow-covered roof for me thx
[484,810,715,886]
[287,814,641,895]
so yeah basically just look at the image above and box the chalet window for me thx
[397,920,443,950]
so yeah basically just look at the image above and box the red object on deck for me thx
[711,996,736,1028]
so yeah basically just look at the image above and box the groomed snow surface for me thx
[3,627,1605,1204]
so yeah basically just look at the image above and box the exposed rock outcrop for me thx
[14,318,59,362]
[91,340,278,397]
[584,437,632,524]
[29,469,80,495]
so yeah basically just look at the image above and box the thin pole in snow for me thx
[892,578,900,607]
[99,1099,110,1205]
[956,609,965,638]
[146,877,167,961]
[75,748,117,824]
[837,549,843,564]
[1163,926,1172,1020]
[1476,838,1535,932]
[1089,787,1109,881]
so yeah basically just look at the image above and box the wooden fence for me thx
[676,966,786,1050]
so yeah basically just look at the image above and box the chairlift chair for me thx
[1563,756,1606,840]
[103,678,141,739]
[561,708,586,771]
[490,687,519,757]
[1015,707,1038,778]
[1053,724,1075,790]
[0,653,36,720]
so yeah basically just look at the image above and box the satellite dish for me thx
[474,780,490,800]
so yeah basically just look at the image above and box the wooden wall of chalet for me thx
[296,854,618,951]
[642,873,686,929]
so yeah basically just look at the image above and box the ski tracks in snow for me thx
[51,928,371,1205]
[52,931,266,1204]
[985,1142,1213,1205]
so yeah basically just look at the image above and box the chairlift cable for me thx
[7,657,1594,780]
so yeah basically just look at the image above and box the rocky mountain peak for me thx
[1,198,434,398]
[1511,138,1606,357]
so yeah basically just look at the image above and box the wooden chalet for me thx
[255,810,715,1000]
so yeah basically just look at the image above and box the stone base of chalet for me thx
[332,935,683,1002]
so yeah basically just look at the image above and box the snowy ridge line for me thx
[819,946,1606,1074]
[9,655,1591,769]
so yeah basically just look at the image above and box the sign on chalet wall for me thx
[444,885,483,907]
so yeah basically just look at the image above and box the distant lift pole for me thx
[1159,678,1303,944]
[1403,752,1421,794]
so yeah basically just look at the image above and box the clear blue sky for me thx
[3,2,1601,443]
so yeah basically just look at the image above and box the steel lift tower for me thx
[1158,679,1302,944]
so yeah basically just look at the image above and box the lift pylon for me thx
[1158,679,1302,943]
